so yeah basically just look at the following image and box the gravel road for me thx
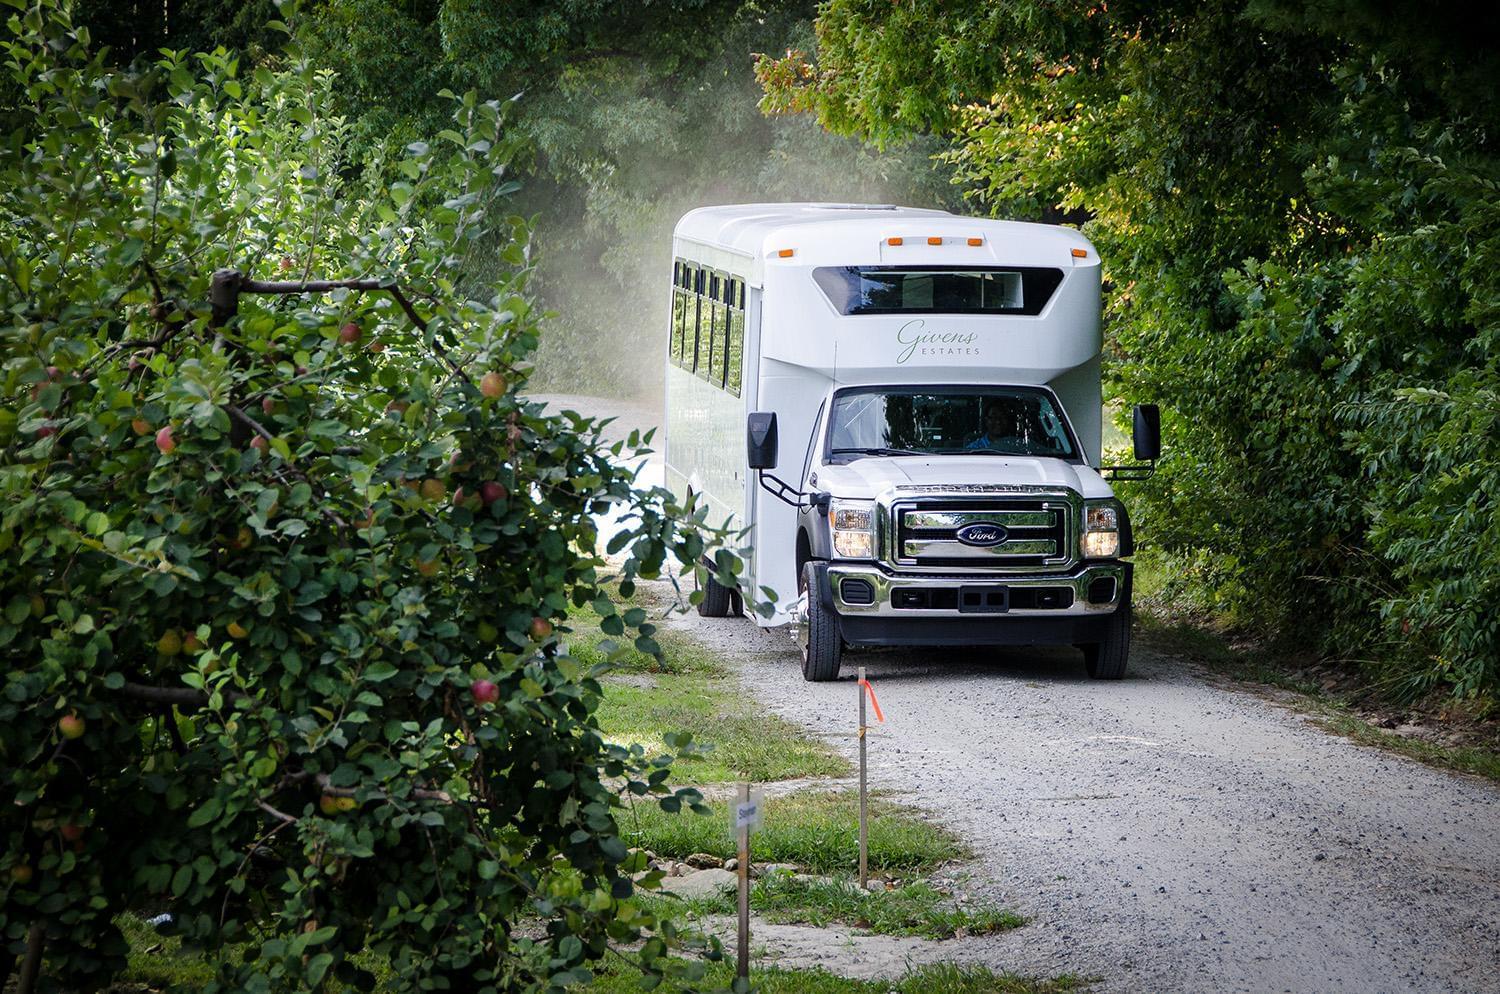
[537,392,1500,993]
[667,611,1500,993]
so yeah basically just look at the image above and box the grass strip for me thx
[622,791,966,874]
[585,958,1090,993]
[654,873,1025,940]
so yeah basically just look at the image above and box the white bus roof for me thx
[673,203,1094,267]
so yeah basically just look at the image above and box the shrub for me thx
[0,3,733,989]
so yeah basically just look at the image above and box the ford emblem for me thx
[955,523,1009,547]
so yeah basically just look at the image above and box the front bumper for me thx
[826,561,1127,618]
[809,560,1130,649]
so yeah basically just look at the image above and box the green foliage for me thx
[759,0,1500,699]
[0,3,739,989]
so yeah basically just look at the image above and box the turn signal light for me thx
[777,248,795,258]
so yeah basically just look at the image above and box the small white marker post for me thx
[732,783,762,982]
[858,664,868,889]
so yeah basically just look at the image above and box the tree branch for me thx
[315,772,453,804]
[119,681,245,706]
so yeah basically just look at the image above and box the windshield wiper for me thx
[830,447,925,457]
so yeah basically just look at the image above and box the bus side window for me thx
[690,266,704,372]
[672,283,687,365]
[708,273,728,386]
[726,278,744,396]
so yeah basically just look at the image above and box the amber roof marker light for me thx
[776,248,795,258]
[1071,247,1088,258]
[967,237,983,246]
[886,236,904,246]
[927,236,943,245]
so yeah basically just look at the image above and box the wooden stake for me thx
[736,781,751,981]
[16,923,44,994]
[858,664,868,889]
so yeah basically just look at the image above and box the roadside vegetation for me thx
[622,792,963,876]
[1136,564,1500,781]
[585,961,1090,994]
[659,874,1024,941]
[758,0,1500,707]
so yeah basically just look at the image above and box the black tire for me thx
[1082,586,1132,680]
[799,561,843,682]
[697,571,735,618]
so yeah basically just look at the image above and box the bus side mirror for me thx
[747,412,778,470]
[1132,404,1161,462]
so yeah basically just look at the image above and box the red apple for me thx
[338,322,362,345]
[319,794,340,816]
[335,796,357,812]
[420,478,446,501]
[415,558,439,577]
[59,823,85,842]
[35,424,56,438]
[57,713,85,740]
[279,255,294,272]
[261,396,276,415]
[155,425,175,454]
[250,435,268,453]
[296,365,310,377]
[479,371,506,398]
[529,617,553,641]
[9,864,32,885]
[369,340,386,353]
[479,481,507,506]
[470,679,499,705]
[131,417,151,436]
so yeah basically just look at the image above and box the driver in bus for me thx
[966,400,1026,451]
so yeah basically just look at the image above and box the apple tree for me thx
[0,1,736,989]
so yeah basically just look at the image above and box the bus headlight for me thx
[831,499,875,559]
[1081,502,1121,559]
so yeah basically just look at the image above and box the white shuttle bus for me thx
[664,203,1159,681]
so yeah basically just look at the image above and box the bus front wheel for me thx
[798,561,843,682]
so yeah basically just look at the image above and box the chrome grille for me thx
[879,490,1079,573]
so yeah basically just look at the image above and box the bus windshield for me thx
[826,387,1077,460]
